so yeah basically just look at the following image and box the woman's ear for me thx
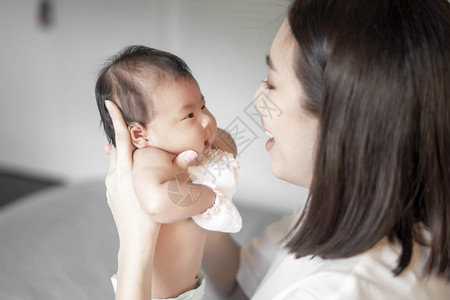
[128,122,150,149]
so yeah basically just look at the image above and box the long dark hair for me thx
[285,0,450,280]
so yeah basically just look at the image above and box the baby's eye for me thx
[201,104,205,110]
[186,112,194,119]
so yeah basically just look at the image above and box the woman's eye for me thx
[262,80,275,90]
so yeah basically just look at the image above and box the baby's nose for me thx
[201,114,212,129]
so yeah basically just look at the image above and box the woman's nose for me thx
[253,83,265,114]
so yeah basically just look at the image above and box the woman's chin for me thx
[270,161,287,181]
[270,161,309,187]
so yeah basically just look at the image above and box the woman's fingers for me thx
[107,145,118,176]
[105,100,133,173]
[174,150,198,171]
[105,145,117,203]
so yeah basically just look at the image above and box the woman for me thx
[104,0,450,299]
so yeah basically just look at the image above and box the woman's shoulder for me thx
[252,237,450,300]
[314,238,450,300]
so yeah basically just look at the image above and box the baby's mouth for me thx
[204,139,212,153]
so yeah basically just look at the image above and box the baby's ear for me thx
[128,122,149,149]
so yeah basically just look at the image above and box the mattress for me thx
[0,180,286,299]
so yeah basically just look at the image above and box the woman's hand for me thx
[104,100,198,299]
[104,100,156,246]
[104,100,158,299]
[104,100,199,243]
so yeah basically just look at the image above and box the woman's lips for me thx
[265,130,275,151]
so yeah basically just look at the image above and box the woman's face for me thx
[254,19,318,188]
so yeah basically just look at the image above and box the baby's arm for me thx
[188,130,242,233]
[132,147,215,224]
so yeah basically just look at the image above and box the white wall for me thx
[0,0,308,213]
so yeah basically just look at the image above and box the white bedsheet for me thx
[0,181,117,300]
[0,180,285,300]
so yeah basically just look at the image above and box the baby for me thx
[95,45,241,299]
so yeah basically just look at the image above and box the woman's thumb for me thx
[174,150,198,170]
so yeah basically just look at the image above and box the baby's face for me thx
[145,79,217,156]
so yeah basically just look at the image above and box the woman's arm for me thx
[104,100,198,299]
[202,231,248,299]
[104,100,157,300]
[201,128,247,298]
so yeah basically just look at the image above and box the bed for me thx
[0,180,286,299]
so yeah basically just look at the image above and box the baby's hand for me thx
[189,148,242,233]
[188,149,239,199]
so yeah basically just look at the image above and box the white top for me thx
[237,208,450,300]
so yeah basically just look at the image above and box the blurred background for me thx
[0,0,307,213]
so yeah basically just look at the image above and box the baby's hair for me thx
[95,45,194,145]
